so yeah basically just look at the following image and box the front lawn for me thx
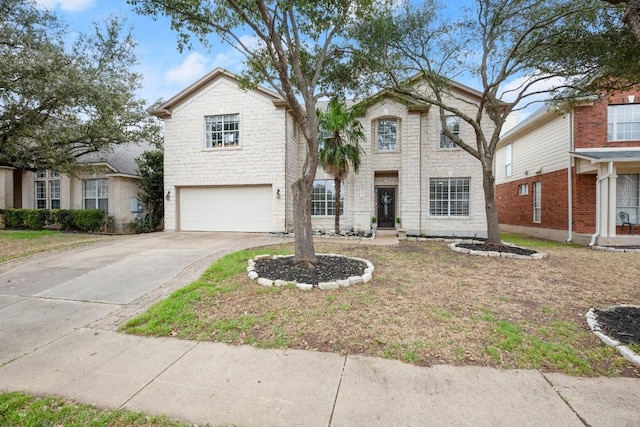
[0,229,110,263]
[122,235,640,377]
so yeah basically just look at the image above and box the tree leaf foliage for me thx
[0,0,160,173]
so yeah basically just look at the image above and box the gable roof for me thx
[150,68,286,119]
[76,141,153,177]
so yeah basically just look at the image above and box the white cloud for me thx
[164,52,210,85]
[35,0,96,12]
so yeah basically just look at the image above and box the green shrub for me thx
[3,209,26,228]
[23,209,48,230]
[72,209,105,232]
[53,209,74,230]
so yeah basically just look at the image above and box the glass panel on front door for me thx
[377,188,395,227]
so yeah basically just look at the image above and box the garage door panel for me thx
[180,186,272,232]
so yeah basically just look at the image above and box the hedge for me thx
[0,208,111,233]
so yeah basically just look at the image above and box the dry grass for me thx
[0,230,110,264]
[124,238,640,377]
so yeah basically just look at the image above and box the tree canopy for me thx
[0,0,159,173]
[128,0,376,266]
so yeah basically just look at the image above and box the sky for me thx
[35,0,558,120]
[36,0,247,105]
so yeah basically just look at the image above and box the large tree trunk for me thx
[334,176,341,234]
[292,174,318,268]
[626,0,640,42]
[482,163,501,245]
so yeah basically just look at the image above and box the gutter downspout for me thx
[588,161,614,247]
[567,111,573,243]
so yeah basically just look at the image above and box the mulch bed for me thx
[595,306,640,346]
[254,255,367,285]
[456,243,538,256]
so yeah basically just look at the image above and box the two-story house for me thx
[0,142,152,233]
[153,68,494,237]
[495,90,640,246]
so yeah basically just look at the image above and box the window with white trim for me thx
[616,174,639,224]
[608,104,640,141]
[205,114,239,148]
[377,119,397,151]
[518,183,528,196]
[505,143,512,177]
[439,116,460,149]
[84,178,108,211]
[533,181,541,223]
[429,177,470,216]
[34,170,61,209]
[312,180,344,216]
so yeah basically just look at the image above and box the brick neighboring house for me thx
[152,68,496,236]
[495,90,640,246]
[0,142,152,233]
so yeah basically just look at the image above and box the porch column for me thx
[607,165,617,237]
[598,163,612,238]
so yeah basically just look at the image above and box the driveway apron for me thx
[0,232,276,364]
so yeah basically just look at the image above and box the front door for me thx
[377,187,396,228]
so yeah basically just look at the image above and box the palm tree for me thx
[318,97,365,234]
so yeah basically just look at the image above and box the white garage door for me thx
[179,186,273,232]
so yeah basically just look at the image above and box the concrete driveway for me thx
[0,232,279,365]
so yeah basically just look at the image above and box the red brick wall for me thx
[497,169,568,229]
[574,91,640,149]
[572,172,597,234]
[496,169,597,233]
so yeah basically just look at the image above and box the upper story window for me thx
[84,178,108,211]
[318,126,332,151]
[205,114,239,148]
[608,104,640,141]
[377,119,397,151]
[505,143,512,177]
[439,116,460,149]
[34,170,60,209]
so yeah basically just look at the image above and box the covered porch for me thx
[572,149,640,246]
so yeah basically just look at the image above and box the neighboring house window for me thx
[608,104,640,141]
[505,143,512,177]
[377,119,397,151]
[616,174,639,224]
[34,170,61,209]
[205,114,239,148]
[439,116,460,149]
[312,180,344,216]
[533,181,541,223]
[49,180,60,209]
[84,178,108,211]
[429,177,470,216]
[518,183,528,196]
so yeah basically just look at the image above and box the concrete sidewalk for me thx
[1,327,639,426]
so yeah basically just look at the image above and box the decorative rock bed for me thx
[449,240,547,260]
[586,306,640,368]
[247,254,374,290]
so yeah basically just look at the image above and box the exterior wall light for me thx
[166,191,171,201]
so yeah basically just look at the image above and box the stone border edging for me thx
[247,254,375,290]
[448,240,547,260]
[592,246,640,253]
[586,306,640,368]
